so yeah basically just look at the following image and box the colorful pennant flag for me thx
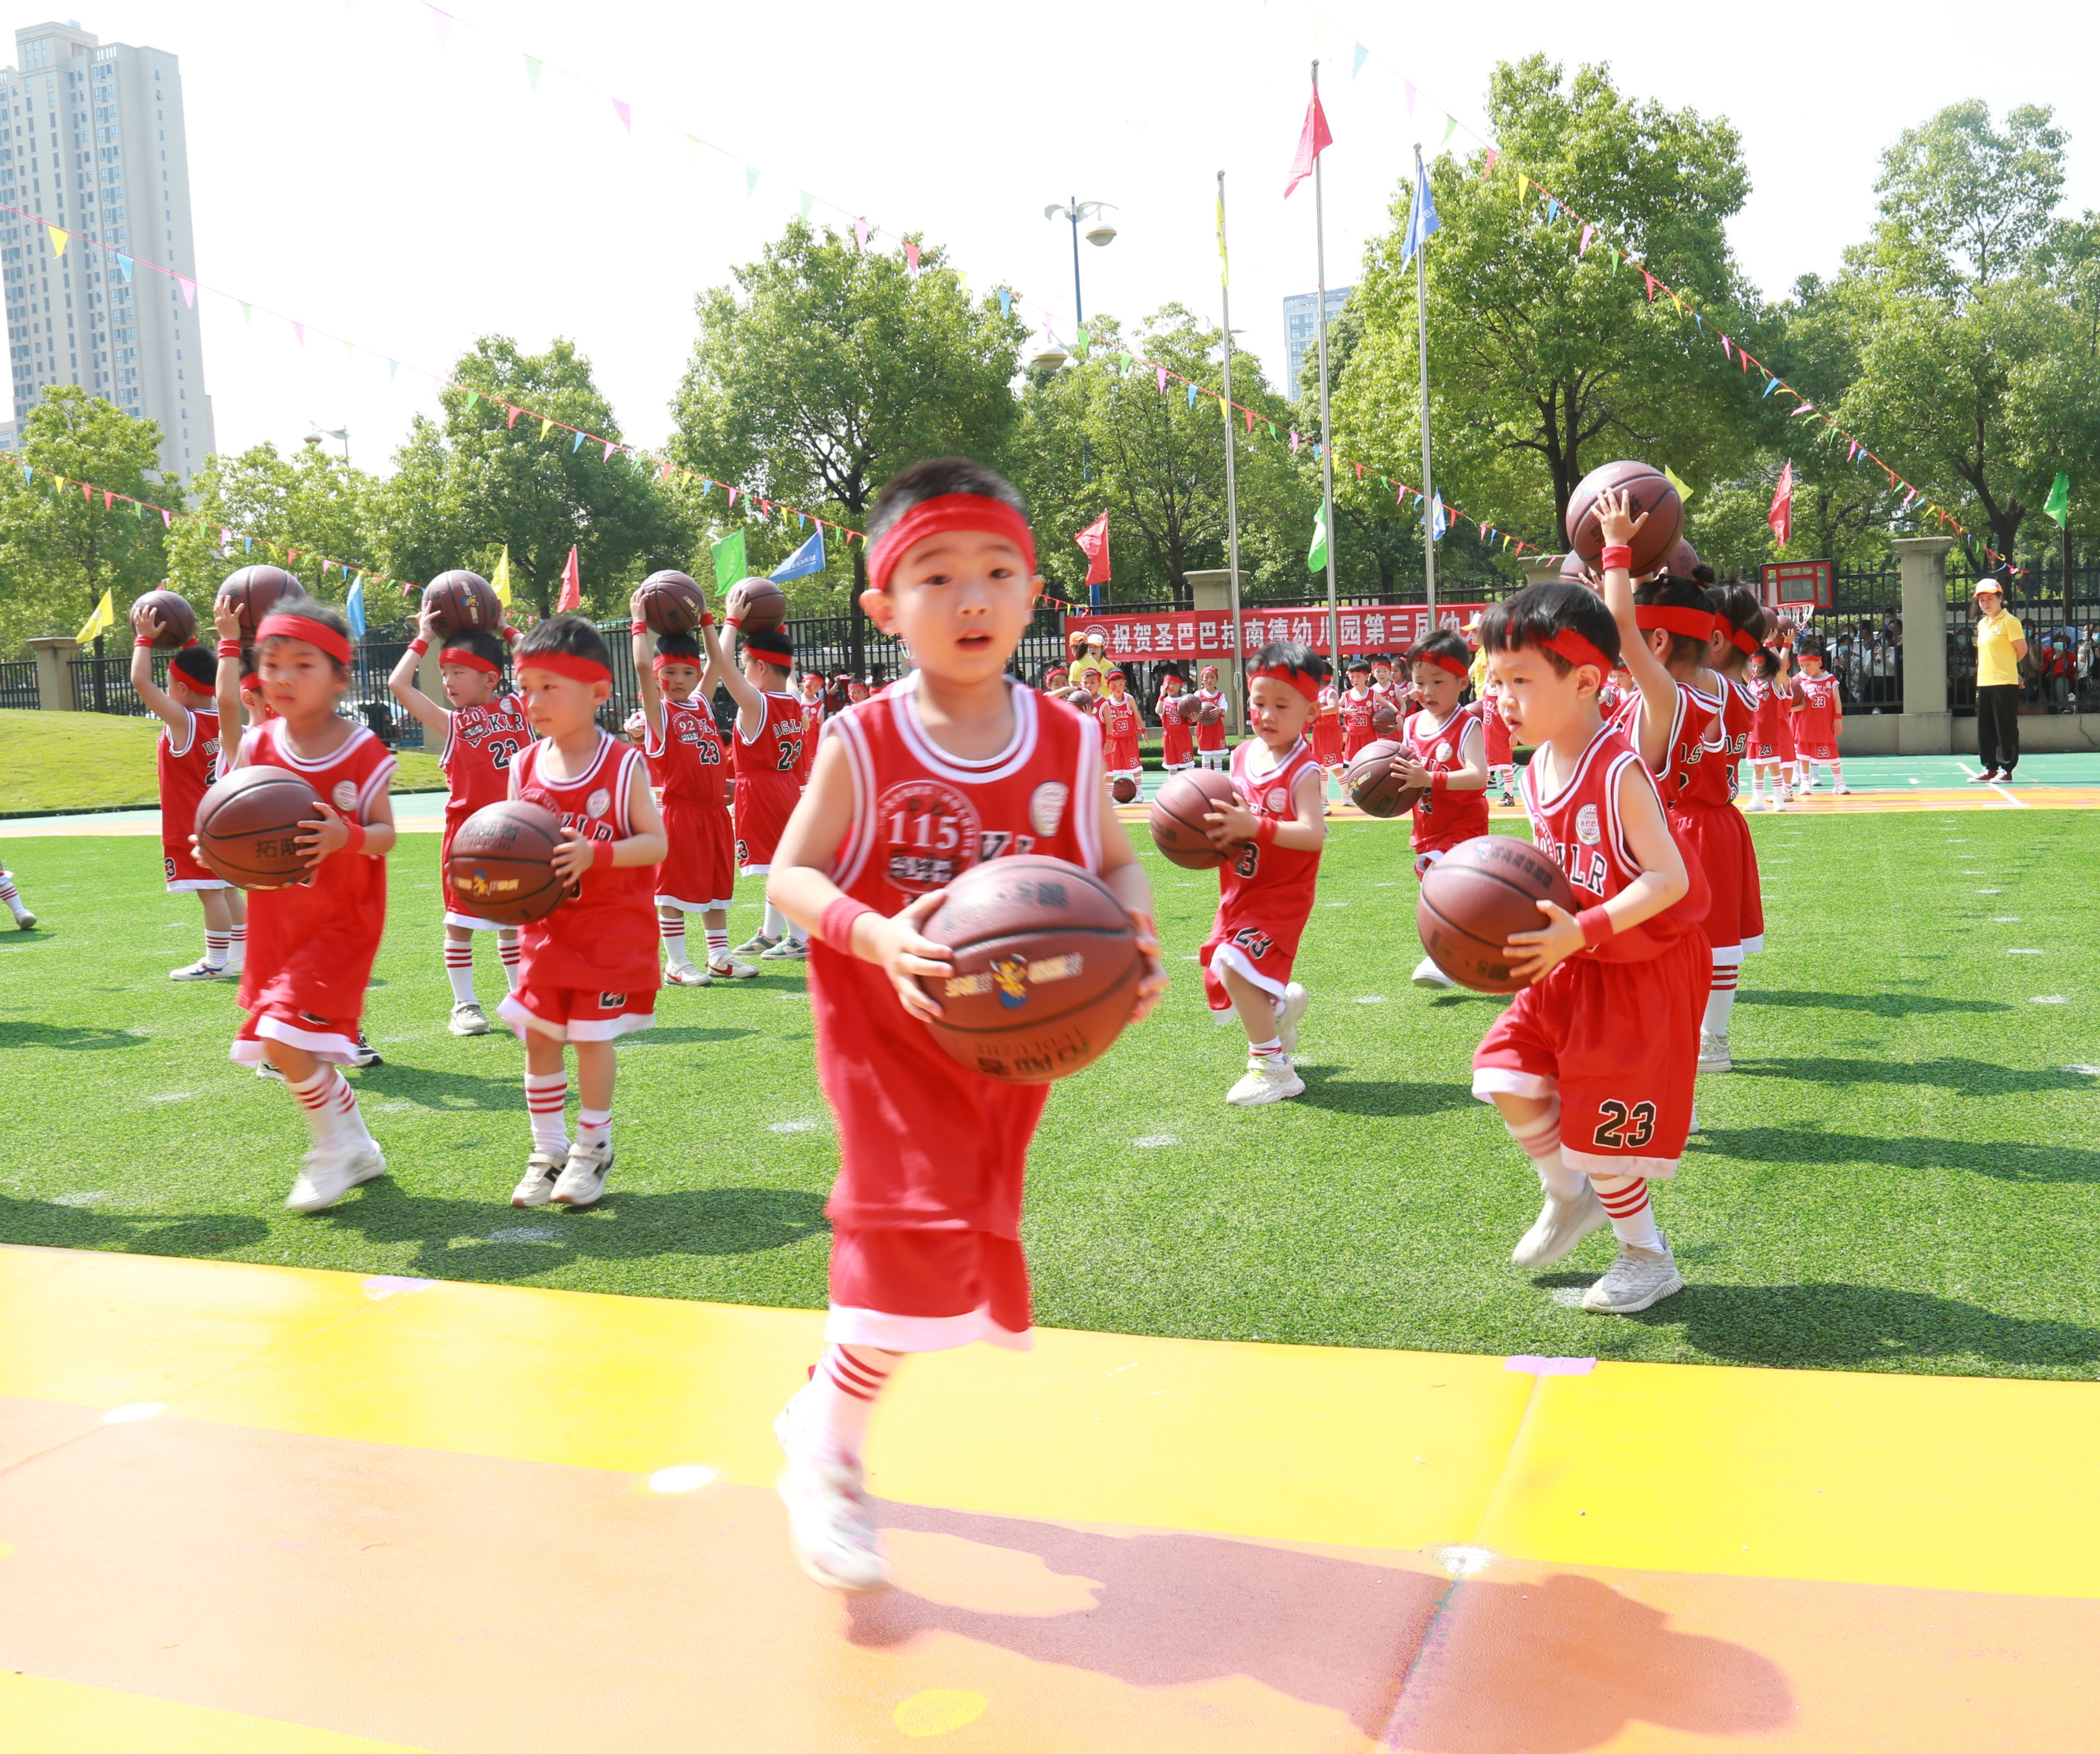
[557,545,582,613]
[75,588,114,646]
[1285,81,1333,199]
[1075,513,1112,588]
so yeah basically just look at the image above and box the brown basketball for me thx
[423,570,503,637]
[1558,550,1595,585]
[1196,703,1224,728]
[726,576,787,633]
[193,766,325,891]
[132,588,195,649]
[443,801,569,926]
[1346,739,1422,819]
[1370,702,1399,737]
[215,566,307,642]
[1417,834,1578,993]
[1665,538,1701,578]
[1564,461,1684,577]
[1110,774,1139,805]
[1147,768,1238,869]
[917,855,1142,1083]
[631,570,707,636]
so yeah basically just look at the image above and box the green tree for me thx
[671,222,1025,668]
[1335,56,1769,547]
[165,440,382,609]
[374,336,690,620]
[0,388,165,680]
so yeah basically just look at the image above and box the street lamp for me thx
[1042,199,1118,330]
[306,423,349,464]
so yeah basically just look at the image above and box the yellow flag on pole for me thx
[492,546,512,609]
[75,588,114,645]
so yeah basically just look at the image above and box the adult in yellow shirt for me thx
[1066,628,1114,693]
[1971,579,2027,783]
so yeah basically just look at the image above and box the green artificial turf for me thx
[1,809,2096,1380]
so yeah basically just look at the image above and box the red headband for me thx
[440,647,502,677]
[1251,662,1322,703]
[1724,624,1761,656]
[1540,630,1614,677]
[867,493,1038,592]
[255,613,352,667]
[651,653,701,672]
[516,650,612,686]
[1416,652,1469,679]
[239,671,264,692]
[1636,606,1719,641]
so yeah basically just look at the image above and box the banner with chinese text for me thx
[1060,604,1489,663]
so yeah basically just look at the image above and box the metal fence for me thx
[0,660,38,710]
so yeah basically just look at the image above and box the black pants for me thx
[1976,684,2020,775]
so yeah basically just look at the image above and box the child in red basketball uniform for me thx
[0,866,36,929]
[1199,641,1328,1106]
[1692,584,1771,1069]
[1157,670,1195,772]
[630,613,752,986]
[1474,563,1703,1317]
[798,671,828,783]
[1193,664,1228,770]
[1400,629,1491,993]
[388,608,528,1035]
[500,616,669,1211]
[208,598,395,1214]
[722,614,813,962]
[130,609,245,981]
[1743,648,1791,811]
[1310,679,1346,799]
[1790,636,1847,793]
[1098,668,1143,784]
[1338,658,1380,764]
[767,457,1164,1592]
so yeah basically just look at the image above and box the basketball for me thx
[631,570,707,636]
[1147,768,1239,869]
[1110,774,1139,804]
[443,801,569,926]
[132,589,195,649]
[917,855,1142,1083]
[1563,460,1683,577]
[192,766,325,891]
[726,576,787,633]
[1371,702,1399,736]
[1558,550,1595,584]
[422,570,503,637]
[1666,538,1701,578]
[1345,739,1421,819]
[1416,834,1578,993]
[215,566,306,642]
[1196,703,1224,727]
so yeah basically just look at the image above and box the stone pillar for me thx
[417,643,445,708]
[1521,555,1564,587]
[25,636,79,710]
[1892,535,1954,753]
[1183,569,1247,734]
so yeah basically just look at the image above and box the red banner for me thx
[1061,604,1489,663]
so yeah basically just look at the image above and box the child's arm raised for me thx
[126,605,193,739]
[549,757,667,884]
[1595,487,1677,774]
[210,601,245,768]
[631,622,666,741]
[387,607,455,740]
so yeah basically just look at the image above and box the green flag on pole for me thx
[712,528,747,590]
[1306,503,1329,574]
[2044,471,2071,527]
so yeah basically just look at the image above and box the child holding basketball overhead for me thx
[208,598,395,1214]
[1157,670,1194,773]
[500,616,668,1210]
[1692,583,1771,1070]
[766,456,1164,1593]
[1399,628,1491,993]
[387,606,528,1035]
[1474,562,1705,1316]
[1338,658,1380,766]
[1198,640,1327,1106]
[724,615,814,962]
[130,605,245,981]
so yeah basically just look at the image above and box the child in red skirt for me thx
[767,457,1165,1592]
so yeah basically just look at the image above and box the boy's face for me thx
[1410,659,1463,715]
[863,530,1036,687]
[847,681,869,702]
[1161,676,1182,695]
[516,665,609,739]
[1246,674,1316,746]
[1079,669,1102,695]
[257,637,348,722]
[742,652,789,690]
[1106,677,1127,697]
[1486,643,1593,745]
[1372,662,1393,685]
[440,660,501,710]
[1800,654,1825,675]
[657,661,703,699]
[1348,669,1371,693]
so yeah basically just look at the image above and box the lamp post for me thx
[1042,198,1118,331]
[306,425,349,465]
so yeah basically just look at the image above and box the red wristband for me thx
[1431,770,1448,793]
[408,636,429,656]
[217,639,242,659]
[591,839,615,871]
[631,622,648,635]
[342,822,367,856]
[1254,815,1278,847]
[698,612,714,628]
[1600,544,1633,572]
[1577,905,1615,948]
[135,635,153,648]
[820,897,876,952]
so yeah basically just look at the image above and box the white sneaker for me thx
[1511,1185,1608,1268]
[733,931,780,958]
[760,937,808,961]
[170,959,227,981]
[286,1139,386,1214]
[1411,954,1457,991]
[1833,784,1852,796]
[1697,1031,1731,1074]
[663,960,713,987]
[773,1408,890,1593]
[551,1139,612,1208]
[1226,1054,1304,1106]
[449,1000,490,1036]
[1779,786,1795,803]
[9,908,34,930]
[707,955,759,980]
[510,1148,565,1208]
[1274,983,1309,1054]
[348,1035,383,1069]
[1581,1232,1684,1314]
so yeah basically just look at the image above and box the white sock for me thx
[762,902,788,940]
[289,1066,337,1146]
[1504,1099,1585,1198]
[1829,760,1844,787]
[660,916,689,967]
[791,1344,901,1466]
[576,1106,612,1153]
[0,870,26,920]
[1704,966,1738,1038]
[228,922,247,965]
[705,926,729,963]
[1591,1175,1662,1251]
[1248,1034,1283,1061]
[203,930,229,970]
[330,1070,373,1144]
[444,940,476,1004]
[525,1071,569,1154]
[498,933,521,992]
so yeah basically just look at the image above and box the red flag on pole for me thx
[1284,85,1333,199]
[557,544,582,612]
[1767,462,1793,551]
[1074,514,1111,586]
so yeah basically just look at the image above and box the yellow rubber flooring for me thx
[2,1244,2097,1751]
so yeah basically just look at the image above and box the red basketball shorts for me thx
[655,799,736,913]
[162,836,228,894]
[1799,739,1838,763]
[1472,930,1707,1178]
[498,981,655,1044]
[1483,710,1513,767]
[231,1002,362,1067]
[826,1224,1032,1353]
[733,776,798,875]
[1311,722,1345,764]
[1200,898,1313,1012]
[1670,802,1761,958]
[1748,738,1780,763]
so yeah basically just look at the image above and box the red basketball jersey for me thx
[158,704,224,885]
[799,698,825,778]
[1403,703,1490,854]
[815,677,1106,1238]
[1216,736,1323,924]
[1193,687,1227,752]
[1159,693,1194,766]
[733,692,810,871]
[1338,689,1379,758]
[510,734,659,993]
[1098,694,1142,768]
[1793,671,1840,745]
[441,693,529,842]
[643,699,728,806]
[1310,688,1345,764]
[1610,680,1722,808]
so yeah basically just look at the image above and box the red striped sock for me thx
[204,931,230,968]
[793,1344,901,1465]
[498,934,522,993]
[524,1071,569,1153]
[443,939,477,1004]
[1705,961,1739,1036]
[660,916,688,967]
[1590,1175,1661,1249]
[289,1067,335,1144]
[331,1070,371,1143]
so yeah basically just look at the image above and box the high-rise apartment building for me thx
[1282,286,1352,398]
[0,20,212,483]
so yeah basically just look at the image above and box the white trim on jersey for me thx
[826,707,882,894]
[890,673,1043,785]
[738,690,800,747]
[162,703,198,760]
[440,710,460,772]
[1597,748,1652,885]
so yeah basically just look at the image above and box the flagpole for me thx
[1413,142,1437,619]
[1311,60,1341,665]
[1217,170,1247,739]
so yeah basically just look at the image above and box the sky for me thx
[9,0,2098,491]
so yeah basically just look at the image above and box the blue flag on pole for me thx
[1430,492,1450,540]
[344,576,366,641]
[1401,157,1441,269]
[770,527,827,583]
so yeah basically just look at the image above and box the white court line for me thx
[1952,761,2029,808]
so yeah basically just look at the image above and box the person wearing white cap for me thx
[1971,579,2026,783]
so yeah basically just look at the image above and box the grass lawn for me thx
[1,808,2095,1380]
[0,709,444,813]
